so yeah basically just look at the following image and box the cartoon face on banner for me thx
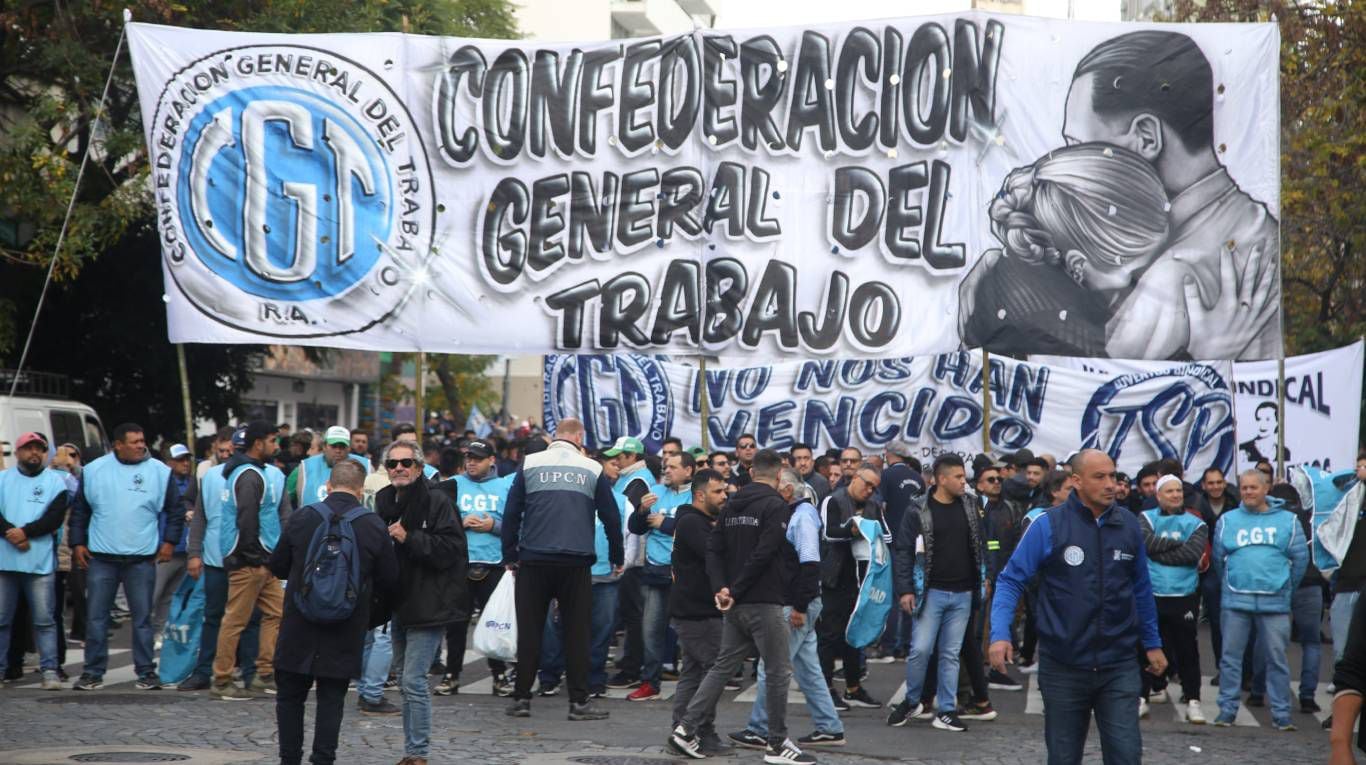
[149,45,435,339]
[1080,364,1236,476]
[543,354,673,452]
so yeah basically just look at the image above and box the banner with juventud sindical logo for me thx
[1039,341,1366,475]
[542,351,1244,476]
[127,16,1280,360]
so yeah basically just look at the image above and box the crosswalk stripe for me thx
[732,679,805,704]
[1292,681,1336,725]
[17,648,130,689]
[1025,674,1045,715]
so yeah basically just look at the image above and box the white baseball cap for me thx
[324,426,351,446]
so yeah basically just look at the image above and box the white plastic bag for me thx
[472,571,518,662]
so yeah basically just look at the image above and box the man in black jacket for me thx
[669,450,815,765]
[271,460,398,765]
[374,440,467,765]
[817,463,884,711]
[669,469,728,755]
[792,444,830,504]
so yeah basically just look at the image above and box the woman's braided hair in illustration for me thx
[988,143,1169,286]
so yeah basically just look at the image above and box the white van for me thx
[0,395,109,465]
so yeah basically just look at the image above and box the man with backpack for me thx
[271,459,398,765]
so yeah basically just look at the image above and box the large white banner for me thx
[1037,341,1365,474]
[127,17,1281,360]
[543,352,1238,476]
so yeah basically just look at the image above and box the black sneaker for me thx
[987,669,1022,691]
[177,674,211,691]
[492,672,514,697]
[358,697,400,715]
[538,679,561,696]
[1301,698,1322,714]
[669,724,704,759]
[699,732,732,755]
[798,730,845,746]
[607,671,641,689]
[1246,693,1265,708]
[886,699,921,727]
[429,659,446,675]
[724,676,744,691]
[135,673,162,690]
[764,737,816,764]
[434,674,458,696]
[589,687,607,699]
[843,686,881,708]
[933,711,967,732]
[960,700,998,720]
[829,687,851,712]
[567,700,609,720]
[383,675,399,690]
[505,698,531,717]
[72,674,103,691]
[729,729,769,749]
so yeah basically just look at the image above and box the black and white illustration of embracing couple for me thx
[959,31,1281,360]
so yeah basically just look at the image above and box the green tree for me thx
[0,1,518,441]
[1165,0,1365,354]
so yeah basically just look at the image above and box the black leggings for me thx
[818,585,861,687]
[444,566,507,680]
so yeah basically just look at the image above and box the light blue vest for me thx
[0,468,68,574]
[199,466,228,568]
[454,473,514,564]
[298,453,370,507]
[82,454,171,556]
[220,464,286,557]
[645,484,691,567]
[1143,509,1203,597]
[593,491,629,577]
[614,465,653,497]
[1220,505,1297,596]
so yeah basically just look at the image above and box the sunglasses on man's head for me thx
[385,458,418,470]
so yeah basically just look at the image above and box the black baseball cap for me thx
[466,439,494,459]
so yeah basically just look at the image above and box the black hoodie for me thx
[706,481,792,605]
[670,504,721,620]
[220,452,290,570]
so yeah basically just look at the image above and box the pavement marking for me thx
[1025,674,1045,715]
[732,678,806,704]
[17,649,130,689]
[1292,681,1337,725]
[1160,676,1257,727]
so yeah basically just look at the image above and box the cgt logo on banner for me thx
[544,352,1248,475]
[150,45,435,338]
[1080,364,1236,478]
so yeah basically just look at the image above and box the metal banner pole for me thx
[981,349,992,454]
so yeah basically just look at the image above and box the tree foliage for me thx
[1166,0,1365,354]
[0,1,518,442]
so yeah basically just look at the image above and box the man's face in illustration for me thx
[1062,73,1165,164]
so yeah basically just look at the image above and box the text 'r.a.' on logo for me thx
[150,45,434,338]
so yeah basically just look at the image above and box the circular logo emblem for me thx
[132,473,145,488]
[31,485,43,498]
[543,354,673,453]
[1063,545,1085,567]
[150,45,434,338]
[1080,364,1235,476]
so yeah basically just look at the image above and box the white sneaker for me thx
[1138,697,1150,719]
[1186,700,1206,724]
[1148,689,1169,704]
[41,671,61,691]
[1019,662,1039,675]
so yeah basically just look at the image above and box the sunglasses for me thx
[738,443,756,449]
[385,458,418,470]
[981,476,1001,484]
[840,458,859,464]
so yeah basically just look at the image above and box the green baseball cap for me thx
[686,446,708,460]
[602,436,644,457]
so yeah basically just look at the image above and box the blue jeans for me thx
[1252,586,1321,700]
[1037,655,1141,765]
[1332,591,1359,663]
[641,580,672,686]
[541,581,620,692]
[902,589,971,713]
[394,622,444,758]
[879,605,912,655]
[192,566,260,683]
[85,557,157,678]
[0,571,58,674]
[357,624,393,703]
[748,598,843,736]
[1219,609,1291,725]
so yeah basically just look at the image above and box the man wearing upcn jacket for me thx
[989,449,1166,765]
[501,418,623,722]
[1211,469,1308,731]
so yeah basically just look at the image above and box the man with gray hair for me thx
[1210,469,1307,730]
[730,468,847,750]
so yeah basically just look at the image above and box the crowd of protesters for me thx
[2,417,1365,765]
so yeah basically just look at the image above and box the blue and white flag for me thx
[846,517,894,650]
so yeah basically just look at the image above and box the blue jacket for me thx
[501,440,625,568]
[991,492,1161,669]
[1213,498,1308,614]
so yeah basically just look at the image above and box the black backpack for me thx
[293,503,368,623]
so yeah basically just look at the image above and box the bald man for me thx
[989,449,1165,765]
